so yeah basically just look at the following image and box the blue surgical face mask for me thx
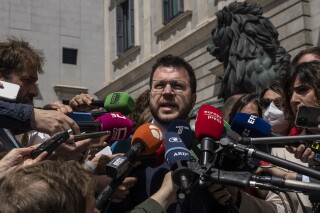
[262,101,289,134]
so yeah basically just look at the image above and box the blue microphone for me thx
[231,112,272,138]
[231,112,271,153]
[110,136,132,154]
[168,119,193,149]
[68,112,94,122]
[165,132,194,195]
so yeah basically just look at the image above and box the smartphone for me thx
[74,131,111,146]
[77,121,102,133]
[0,81,20,101]
[295,105,320,128]
[68,112,94,122]
[30,130,70,159]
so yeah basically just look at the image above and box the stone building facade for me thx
[0,0,105,106]
[96,0,320,111]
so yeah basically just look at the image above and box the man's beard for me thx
[16,95,34,106]
[150,102,193,126]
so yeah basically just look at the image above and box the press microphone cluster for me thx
[106,123,163,179]
[219,137,320,181]
[96,123,163,210]
[162,108,320,201]
[205,169,320,193]
[140,119,195,168]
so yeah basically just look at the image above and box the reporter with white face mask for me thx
[262,101,289,135]
[259,82,290,136]
[258,81,312,213]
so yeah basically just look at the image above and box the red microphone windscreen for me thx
[95,112,133,142]
[131,123,163,156]
[195,105,224,141]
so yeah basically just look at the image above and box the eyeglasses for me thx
[292,84,312,96]
[150,80,189,94]
[259,97,283,109]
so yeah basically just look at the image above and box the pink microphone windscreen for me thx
[195,105,224,141]
[95,112,133,142]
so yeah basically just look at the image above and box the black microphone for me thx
[238,134,320,146]
[77,121,102,132]
[220,137,320,181]
[252,175,320,193]
[168,119,193,150]
[207,169,252,188]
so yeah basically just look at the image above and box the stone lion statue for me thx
[208,2,291,101]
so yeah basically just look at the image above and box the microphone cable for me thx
[273,190,289,213]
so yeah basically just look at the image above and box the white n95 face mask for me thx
[262,101,289,133]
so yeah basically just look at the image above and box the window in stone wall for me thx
[116,0,135,56]
[62,48,78,65]
[163,0,184,24]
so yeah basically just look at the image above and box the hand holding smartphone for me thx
[295,105,320,128]
[30,130,71,159]
[0,81,20,101]
[74,131,111,146]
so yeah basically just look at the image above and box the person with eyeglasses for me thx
[107,55,225,213]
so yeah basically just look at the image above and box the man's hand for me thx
[49,136,91,162]
[0,147,47,179]
[69,93,97,112]
[256,166,297,180]
[112,177,138,203]
[150,172,179,209]
[286,144,317,165]
[31,108,80,135]
[43,101,73,115]
[208,184,239,205]
[90,154,115,175]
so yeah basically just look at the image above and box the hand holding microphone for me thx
[43,101,73,115]
[96,123,163,210]
[165,131,194,200]
[208,184,239,206]
[68,92,135,115]
[105,123,163,179]
[68,93,96,111]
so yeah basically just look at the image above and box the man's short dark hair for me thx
[149,54,197,94]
